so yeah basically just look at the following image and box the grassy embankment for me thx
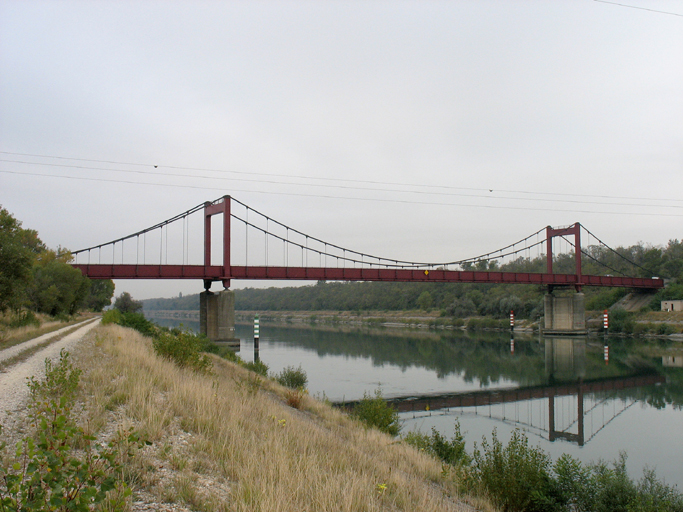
[69,323,487,511]
[0,311,98,350]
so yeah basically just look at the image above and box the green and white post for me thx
[254,314,260,361]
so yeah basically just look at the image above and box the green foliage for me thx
[28,349,82,402]
[84,279,115,312]
[657,323,676,335]
[416,291,433,311]
[352,389,401,437]
[5,310,40,328]
[113,291,143,314]
[471,429,555,512]
[274,365,308,389]
[242,359,269,377]
[586,288,629,311]
[0,350,141,511]
[404,421,470,467]
[650,282,683,310]
[101,308,123,325]
[27,249,90,317]
[462,431,683,512]
[0,206,42,312]
[102,308,156,338]
[152,330,213,373]
[119,312,156,337]
[609,308,635,334]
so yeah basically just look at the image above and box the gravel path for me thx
[0,318,101,437]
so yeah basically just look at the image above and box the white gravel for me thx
[0,318,101,436]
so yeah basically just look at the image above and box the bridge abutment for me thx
[543,292,587,335]
[200,289,239,345]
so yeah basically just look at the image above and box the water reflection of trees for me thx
[255,326,683,407]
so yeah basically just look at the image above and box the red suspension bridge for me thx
[71,195,664,292]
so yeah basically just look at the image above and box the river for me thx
[152,317,683,490]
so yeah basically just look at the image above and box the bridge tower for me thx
[199,196,238,344]
[543,223,587,335]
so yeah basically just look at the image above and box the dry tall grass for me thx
[0,312,96,349]
[74,324,491,512]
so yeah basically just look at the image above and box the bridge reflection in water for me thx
[340,337,665,447]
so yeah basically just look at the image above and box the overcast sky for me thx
[1,0,682,300]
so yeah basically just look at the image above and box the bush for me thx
[119,312,156,337]
[242,359,269,377]
[0,350,141,511]
[657,323,676,335]
[352,389,401,437]
[152,331,212,373]
[608,308,634,334]
[471,429,555,512]
[6,310,40,328]
[102,309,156,337]
[404,421,470,467]
[274,365,308,389]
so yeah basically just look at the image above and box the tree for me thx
[84,280,115,312]
[114,292,142,313]
[27,249,90,316]
[416,291,433,311]
[0,206,42,312]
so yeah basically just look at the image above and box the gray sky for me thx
[1,0,682,300]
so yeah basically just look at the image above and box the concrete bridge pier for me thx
[200,289,239,345]
[543,292,587,335]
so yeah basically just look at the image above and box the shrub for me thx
[657,323,676,335]
[609,308,634,334]
[0,350,141,511]
[404,421,470,467]
[471,429,556,512]
[274,365,308,389]
[6,310,40,328]
[284,388,308,410]
[119,312,156,337]
[152,331,212,373]
[352,389,401,437]
[590,453,637,512]
[101,308,123,325]
[242,359,269,377]
[102,309,156,337]
[467,318,482,330]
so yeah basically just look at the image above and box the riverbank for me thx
[3,323,488,511]
[236,309,537,334]
[236,309,683,340]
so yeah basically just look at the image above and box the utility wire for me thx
[3,150,682,204]
[594,0,683,17]
[3,168,683,218]
[3,158,681,209]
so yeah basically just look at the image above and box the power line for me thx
[2,150,682,204]
[2,158,681,210]
[3,168,683,218]
[594,0,683,17]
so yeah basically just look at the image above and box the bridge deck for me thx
[73,264,664,289]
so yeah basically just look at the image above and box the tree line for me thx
[0,206,115,318]
[230,239,682,318]
[139,238,683,318]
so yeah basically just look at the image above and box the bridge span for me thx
[70,195,664,340]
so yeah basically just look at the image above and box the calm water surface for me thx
[155,318,683,489]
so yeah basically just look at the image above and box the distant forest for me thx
[142,240,683,319]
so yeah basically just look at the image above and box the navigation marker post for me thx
[603,310,609,364]
[254,314,260,361]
